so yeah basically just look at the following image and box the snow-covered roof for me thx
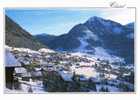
[5,45,12,51]
[75,67,97,78]
[13,47,40,54]
[15,67,27,74]
[38,48,55,53]
[5,49,21,67]
[32,71,42,77]
[39,60,48,65]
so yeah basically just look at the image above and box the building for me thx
[5,49,21,89]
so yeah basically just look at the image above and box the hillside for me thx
[5,15,46,50]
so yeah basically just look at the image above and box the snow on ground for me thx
[29,81,45,93]
[5,80,45,93]
[5,88,27,93]
[124,64,134,69]
[38,48,55,53]
[71,52,87,57]
[108,79,134,90]
[13,47,40,54]
[19,79,45,93]
[108,74,117,80]
[116,80,134,90]
[5,45,12,51]
[76,37,89,52]
[94,47,124,63]
[5,79,45,93]
[96,84,120,92]
[79,61,95,66]
[83,29,99,41]
[75,28,99,52]
[104,73,117,80]
[74,41,124,64]
[75,67,97,78]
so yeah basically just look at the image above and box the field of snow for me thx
[94,47,125,63]
[75,67,97,78]
[19,80,45,93]
[39,48,55,53]
[96,84,120,92]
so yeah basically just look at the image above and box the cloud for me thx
[98,8,135,25]
[60,8,135,25]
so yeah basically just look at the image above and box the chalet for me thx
[5,49,21,89]
[58,70,73,82]
[14,67,27,77]
[21,72,31,81]
[31,71,43,80]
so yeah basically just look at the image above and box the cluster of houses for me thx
[5,46,134,92]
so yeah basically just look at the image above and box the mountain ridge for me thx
[35,16,134,64]
[5,15,47,50]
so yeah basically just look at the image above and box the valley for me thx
[5,13,135,93]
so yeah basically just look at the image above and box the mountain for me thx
[5,15,46,50]
[84,16,134,64]
[125,22,134,29]
[40,16,134,64]
[124,22,134,39]
[34,33,57,46]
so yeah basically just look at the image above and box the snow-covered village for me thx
[5,8,135,93]
[5,46,134,93]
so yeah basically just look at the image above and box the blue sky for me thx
[5,8,135,36]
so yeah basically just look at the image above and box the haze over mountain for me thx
[34,33,57,46]
[5,15,46,50]
[35,16,134,64]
